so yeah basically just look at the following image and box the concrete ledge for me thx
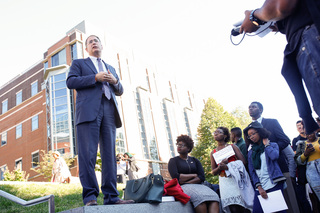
[59,201,195,213]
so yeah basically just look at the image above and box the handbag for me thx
[124,173,164,203]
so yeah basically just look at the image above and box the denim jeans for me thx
[282,24,320,134]
[306,158,320,201]
[296,24,320,118]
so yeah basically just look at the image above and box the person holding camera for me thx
[295,130,320,208]
[123,152,140,180]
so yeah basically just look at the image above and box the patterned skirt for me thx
[219,176,247,212]
[181,183,220,208]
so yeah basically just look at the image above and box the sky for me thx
[0,0,315,140]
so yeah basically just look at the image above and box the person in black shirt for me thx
[292,120,307,152]
[168,134,220,213]
[239,0,320,136]
[292,121,312,213]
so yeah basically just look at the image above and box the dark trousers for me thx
[253,182,287,213]
[295,183,312,213]
[77,96,119,205]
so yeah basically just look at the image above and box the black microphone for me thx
[231,20,243,36]
[231,26,241,36]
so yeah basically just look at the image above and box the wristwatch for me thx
[249,9,266,26]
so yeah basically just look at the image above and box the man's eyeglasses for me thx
[176,144,186,148]
[247,131,258,139]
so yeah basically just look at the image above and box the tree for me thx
[231,106,251,130]
[31,150,75,181]
[191,98,240,184]
[3,169,29,181]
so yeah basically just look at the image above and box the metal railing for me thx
[0,189,55,213]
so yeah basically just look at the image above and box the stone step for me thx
[59,201,195,213]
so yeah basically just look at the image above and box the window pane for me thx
[71,43,78,61]
[54,81,66,90]
[54,89,67,98]
[32,115,39,131]
[54,105,68,114]
[16,91,22,105]
[54,73,66,82]
[2,99,8,114]
[1,132,7,146]
[0,166,7,180]
[15,159,22,170]
[51,49,66,67]
[16,124,22,138]
[55,96,67,106]
[32,152,39,168]
[31,81,38,96]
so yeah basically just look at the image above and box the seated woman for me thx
[211,127,253,213]
[244,122,287,213]
[168,134,220,213]
[295,130,320,203]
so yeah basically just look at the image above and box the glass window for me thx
[54,105,68,115]
[15,159,22,171]
[32,152,39,168]
[49,72,72,147]
[32,115,39,131]
[2,99,8,114]
[184,110,191,137]
[54,88,67,97]
[135,90,159,160]
[162,101,175,157]
[71,43,78,61]
[31,81,38,96]
[0,165,7,180]
[51,48,66,67]
[54,81,66,90]
[16,124,22,139]
[44,61,48,71]
[116,130,126,154]
[1,132,7,146]
[16,90,22,105]
[54,73,66,82]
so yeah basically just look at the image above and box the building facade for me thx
[0,21,205,181]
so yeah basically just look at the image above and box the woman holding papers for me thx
[210,127,253,213]
[244,122,287,213]
[168,134,220,213]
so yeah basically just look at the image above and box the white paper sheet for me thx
[258,190,288,213]
[212,145,235,164]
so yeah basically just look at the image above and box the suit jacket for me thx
[66,58,124,128]
[261,118,290,173]
[261,118,290,151]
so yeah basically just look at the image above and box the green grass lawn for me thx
[0,183,125,213]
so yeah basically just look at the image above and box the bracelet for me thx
[249,9,267,26]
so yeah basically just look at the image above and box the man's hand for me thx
[95,70,118,84]
[240,10,260,34]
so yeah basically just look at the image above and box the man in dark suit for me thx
[248,101,299,213]
[67,35,133,206]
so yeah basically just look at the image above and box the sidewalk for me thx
[60,201,195,213]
